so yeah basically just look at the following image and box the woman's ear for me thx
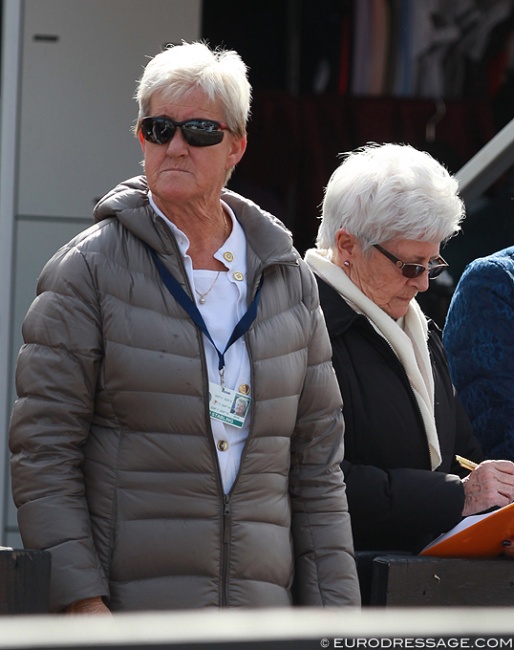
[227,134,247,169]
[335,229,357,266]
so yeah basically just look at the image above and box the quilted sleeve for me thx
[289,262,361,607]
[9,242,108,611]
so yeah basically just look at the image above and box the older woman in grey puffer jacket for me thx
[9,177,360,612]
[10,41,359,613]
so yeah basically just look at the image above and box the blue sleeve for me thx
[443,255,514,459]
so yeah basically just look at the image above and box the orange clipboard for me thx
[420,501,514,558]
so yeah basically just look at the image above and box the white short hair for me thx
[316,142,465,254]
[134,41,251,137]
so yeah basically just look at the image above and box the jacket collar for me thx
[220,188,298,269]
[316,275,362,337]
[316,273,440,340]
[93,175,299,270]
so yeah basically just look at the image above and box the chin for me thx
[387,304,410,320]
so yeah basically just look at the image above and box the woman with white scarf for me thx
[305,142,514,554]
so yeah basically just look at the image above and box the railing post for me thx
[0,548,51,615]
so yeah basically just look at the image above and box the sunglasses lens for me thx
[402,264,425,279]
[374,244,448,280]
[140,118,225,147]
[181,120,225,147]
[428,265,446,279]
[141,118,175,145]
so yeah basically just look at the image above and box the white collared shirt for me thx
[149,193,251,493]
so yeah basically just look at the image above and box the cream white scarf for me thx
[305,248,442,470]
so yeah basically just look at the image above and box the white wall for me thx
[0,0,201,546]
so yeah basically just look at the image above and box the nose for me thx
[165,127,188,154]
[409,270,430,293]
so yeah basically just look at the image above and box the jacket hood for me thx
[94,175,149,225]
[93,176,167,252]
[93,175,299,269]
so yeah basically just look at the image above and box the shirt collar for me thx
[148,191,246,273]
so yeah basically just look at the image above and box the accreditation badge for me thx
[209,382,250,429]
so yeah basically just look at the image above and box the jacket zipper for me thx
[221,494,231,606]
[155,222,232,604]
[216,270,266,607]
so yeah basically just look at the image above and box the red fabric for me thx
[230,93,497,255]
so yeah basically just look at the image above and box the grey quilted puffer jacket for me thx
[10,176,360,612]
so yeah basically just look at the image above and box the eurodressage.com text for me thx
[320,638,514,649]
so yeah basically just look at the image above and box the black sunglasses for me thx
[140,116,229,147]
[373,244,449,279]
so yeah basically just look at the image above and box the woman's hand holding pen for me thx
[461,459,514,517]
[457,455,514,558]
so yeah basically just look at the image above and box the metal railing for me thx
[456,116,514,203]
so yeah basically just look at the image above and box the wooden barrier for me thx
[356,552,514,607]
[1,547,513,616]
[0,548,51,614]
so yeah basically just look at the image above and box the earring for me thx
[343,260,350,267]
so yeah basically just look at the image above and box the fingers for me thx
[461,462,514,516]
[64,597,111,615]
[477,461,514,500]
[480,459,514,476]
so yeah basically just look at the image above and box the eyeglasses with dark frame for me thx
[140,116,230,147]
[373,244,449,279]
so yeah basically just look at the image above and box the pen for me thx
[455,454,478,471]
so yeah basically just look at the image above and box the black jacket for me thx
[317,277,484,553]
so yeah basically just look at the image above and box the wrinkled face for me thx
[338,235,442,319]
[139,87,246,213]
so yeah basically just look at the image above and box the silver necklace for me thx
[195,271,221,304]
[194,213,228,304]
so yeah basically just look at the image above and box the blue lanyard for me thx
[146,245,263,387]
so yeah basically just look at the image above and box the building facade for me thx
[0,0,201,547]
